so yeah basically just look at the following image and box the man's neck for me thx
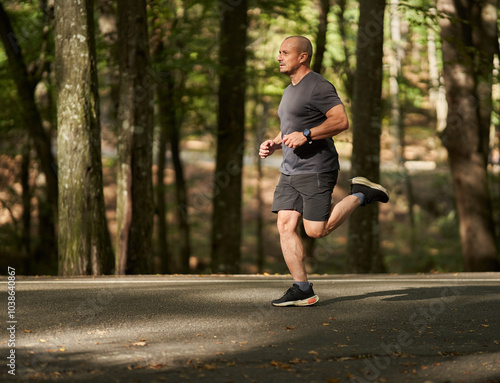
[289,67,311,86]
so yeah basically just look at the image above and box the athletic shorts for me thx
[271,171,338,222]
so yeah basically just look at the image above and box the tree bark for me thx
[312,0,330,74]
[54,0,114,275]
[21,138,31,265]
[96,0,120,131]
[156,70,192,274]
[116,0,155,274]
[332,0,355,100]
[437,0,499,271]
[211,0,248,273]
[347,0,386,273]
[155,83,170,274]
[0,2,58,214]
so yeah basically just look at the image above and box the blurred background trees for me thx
[0,0,498,275]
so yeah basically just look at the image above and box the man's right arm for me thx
[259,132,282,159]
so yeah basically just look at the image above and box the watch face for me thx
[303,129,312,143]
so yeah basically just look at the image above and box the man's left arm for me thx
[282,104,349,149]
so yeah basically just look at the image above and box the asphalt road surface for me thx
[1,273,500,383]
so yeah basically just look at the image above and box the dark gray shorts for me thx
[271,171,338,222]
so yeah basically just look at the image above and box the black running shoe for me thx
[350,177,389,206]
[271,284,319,307]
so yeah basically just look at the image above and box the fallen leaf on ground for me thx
[148,364,166,370]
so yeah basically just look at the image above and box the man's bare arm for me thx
[259,132,283,159]
[282,104,349,149]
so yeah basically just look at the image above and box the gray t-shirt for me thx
[278,71,343,175]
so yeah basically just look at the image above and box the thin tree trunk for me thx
[438,0,499,271]
[388,0,402,165]
[155,87,170,274]
[54,0,114,275]
[169,99,191,274]
[211,0,248,273]
[0,2,58,216]
[333,0,355,100]
[388,0,416,250]
[152,40,170,275]
[255,96,271,274]
[156,69,191,274]
[96,0,119,131]
[21,137,31,269]
[312,0,330,74]
[347,0,386,273]
[116,0,155,274]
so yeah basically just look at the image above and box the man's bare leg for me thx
[303,176,390,239]
[303,195,361,239]
[273,209,319,306]
[277,210,307,282]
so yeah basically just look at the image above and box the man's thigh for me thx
[271,174,303,215]
[292,172,338,222]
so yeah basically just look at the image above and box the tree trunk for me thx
[312,0,330,74]
[156,70,192,274]
[347,0,386,273]
[116,0,155,274]
[211,0,248,273]
[54,0,114,275]
[332,0,355,100]
[388,0,416,250]
[168,95,191,274]
[0,2,58,220]
[21,138,31,266]
[437,0,499,271]
[255,96,271,274]
[155,84,170,274]
[96,0,120,131]
[388,0,402,165]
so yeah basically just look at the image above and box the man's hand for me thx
[259,140,280,159]
[282,132,308,149]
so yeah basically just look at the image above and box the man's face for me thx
[277,38,303,76]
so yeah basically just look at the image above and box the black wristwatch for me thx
[303,128,312,144]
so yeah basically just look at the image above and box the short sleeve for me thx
[310,81,343,115]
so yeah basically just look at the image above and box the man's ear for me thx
[299,53,308,63]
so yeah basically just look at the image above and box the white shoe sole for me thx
[350,177,389,197]
[272,295,319,307]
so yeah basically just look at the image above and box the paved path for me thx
[1,273,500,383]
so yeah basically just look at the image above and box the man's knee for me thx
[303,221,327,239]
[277,211,301,235]
[304,228,325,239]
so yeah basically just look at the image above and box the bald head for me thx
[284,36,313,65]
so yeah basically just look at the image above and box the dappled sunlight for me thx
[4,276,499,381]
